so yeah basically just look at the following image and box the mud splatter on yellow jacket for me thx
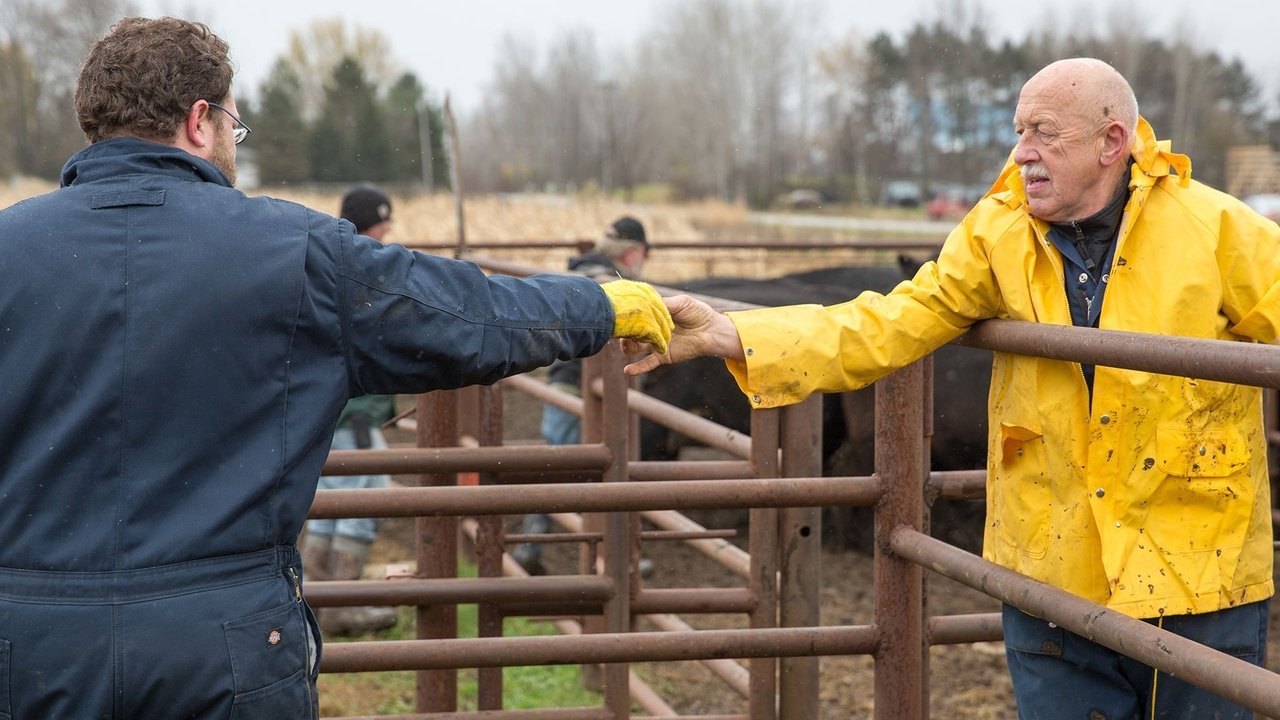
[725,117,1280,618]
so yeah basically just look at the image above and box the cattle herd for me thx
[640,257,991,552]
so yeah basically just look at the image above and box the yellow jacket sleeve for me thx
[725,219,1003,408]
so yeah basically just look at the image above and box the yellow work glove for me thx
[602,280,673,354]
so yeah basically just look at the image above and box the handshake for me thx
[601,279,744,375]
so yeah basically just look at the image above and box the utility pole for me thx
[600,81,616,192]
[443,94,466,259]
[418,100,434,192]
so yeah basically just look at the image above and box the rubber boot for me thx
[321,534,398,636]
[512,513,551,575]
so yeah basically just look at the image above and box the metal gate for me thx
[305,273,1280,719]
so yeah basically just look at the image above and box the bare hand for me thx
[622,294,744,375]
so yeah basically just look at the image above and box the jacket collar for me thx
[60,137,233,188]
[986,115,1192,212]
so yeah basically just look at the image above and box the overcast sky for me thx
[141,0,1280,115]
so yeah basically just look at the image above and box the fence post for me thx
[749,407,781,720]
[598,343,634,718]
[416,389,460,713]
[874,361,927,720]
[579,350,607,694]
[470,384,506,710]
[779,396,823,718]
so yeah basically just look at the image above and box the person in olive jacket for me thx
[0,17,671,719]
[628,58,1280,720]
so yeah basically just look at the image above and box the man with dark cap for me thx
[339,183,393,242]
[513,216,651,575]
[299,183,399,635]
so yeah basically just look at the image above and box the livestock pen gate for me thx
[305,258,1280,719]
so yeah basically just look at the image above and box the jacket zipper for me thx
[287,566,303,602]
[1034,223,1090,394]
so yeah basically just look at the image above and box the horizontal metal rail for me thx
[928,612,1002,645]
[328,711,748,720]
[308,475,880,519]
[621,385,753,459]
[485,460,755,485]
[303,575,612,608]
[926,469,986,501]
[959,319,1280,389]
[304,579,756,616]
[505,528,737,545]
[499,588,758,619]
[320,625,880,673]
[327,708,612,720]
[889,526,1280,716]
[501,373,583,415]
[322,444,612,476]
[639,510,753,579]
[406,239,943,252]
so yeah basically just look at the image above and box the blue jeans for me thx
[540,403,582,446]
[1002,600,1269,720]
[513,403,581,568]
[306,427,390,543]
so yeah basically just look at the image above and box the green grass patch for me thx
[317,555,602,715]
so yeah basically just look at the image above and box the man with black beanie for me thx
[301,183,400,635]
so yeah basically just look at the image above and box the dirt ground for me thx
[516,516,1016,719]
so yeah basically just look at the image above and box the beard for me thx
[210,132,238,187]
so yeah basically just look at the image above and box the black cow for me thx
[640,260,990,552]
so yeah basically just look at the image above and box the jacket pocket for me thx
[0,639,10,720]
[224,602,314,719]
[1156,426,1249,478]
[991,422,1051,559]
[1152,425,1254,557]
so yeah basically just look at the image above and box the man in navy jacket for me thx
[0,16,670,719]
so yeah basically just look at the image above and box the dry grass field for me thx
[1,179,929,284]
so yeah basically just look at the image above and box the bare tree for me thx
[608,40,669,197]
[464,34,549,192]
[544,30,602,191]
[0,0,136,176]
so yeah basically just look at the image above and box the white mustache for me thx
[1021,163,1050,181]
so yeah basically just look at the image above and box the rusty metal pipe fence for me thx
[306,256,1280,718]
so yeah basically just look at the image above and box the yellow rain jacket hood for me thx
[726,117,1280,618]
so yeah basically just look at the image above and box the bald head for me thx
[1025,58,1138,137]
[1012,58,1138,222]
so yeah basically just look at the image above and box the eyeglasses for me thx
[207,101,252,145]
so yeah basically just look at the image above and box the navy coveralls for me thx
[0,138,613,718]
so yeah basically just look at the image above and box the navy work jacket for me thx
[0,138,612,572]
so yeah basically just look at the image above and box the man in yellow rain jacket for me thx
[626,57,1280,718]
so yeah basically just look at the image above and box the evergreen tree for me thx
[249,60,311,184]
[382,72,452,188]
[384,72,424,183]
[424,102,451,190]
[310,56,394,182]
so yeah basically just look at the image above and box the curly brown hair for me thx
[75,17,234,144]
